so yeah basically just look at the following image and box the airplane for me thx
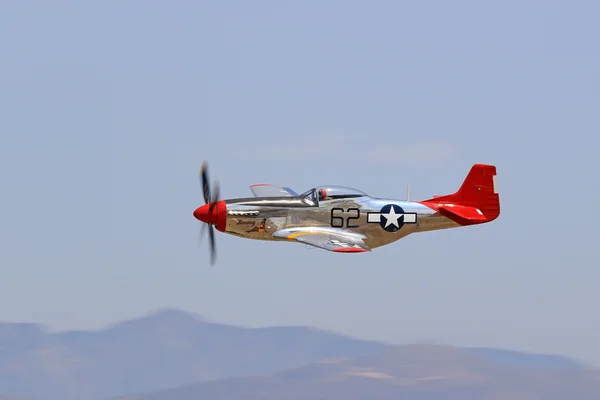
[194,162,500,264]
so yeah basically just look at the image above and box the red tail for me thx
[420,164,500,226]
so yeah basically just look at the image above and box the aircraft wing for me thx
[272,227,370,253]
[250,184,299,197]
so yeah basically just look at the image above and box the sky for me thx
[1,1,599,365]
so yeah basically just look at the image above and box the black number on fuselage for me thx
[330,207,361,228]
[330,207,345,227]
[346,208,359,228]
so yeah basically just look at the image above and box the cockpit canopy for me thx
[300,185,368,206]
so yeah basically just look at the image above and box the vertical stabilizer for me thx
[419,164,500,226]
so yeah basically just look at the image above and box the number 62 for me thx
[330,208,360,228]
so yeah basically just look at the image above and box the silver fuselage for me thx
[224,195,458,249]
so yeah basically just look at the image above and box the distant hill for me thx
[0,309,385,400]
[0,309,590,400]
[114,344,600,400]
[464,347,584,370]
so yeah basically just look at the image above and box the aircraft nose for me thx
[193,204,210,223]
[193,201,227,232]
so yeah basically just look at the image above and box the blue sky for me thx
[1,1,599,365]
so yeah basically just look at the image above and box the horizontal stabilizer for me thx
[436,204,488,225]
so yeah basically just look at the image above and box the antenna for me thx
[406,184,410,201]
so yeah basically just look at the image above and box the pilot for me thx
[318,189,329,201]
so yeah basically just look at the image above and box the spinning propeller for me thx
[195,161,222,265]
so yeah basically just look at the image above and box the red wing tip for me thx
[333,248,368,253]
[250,183,271,187]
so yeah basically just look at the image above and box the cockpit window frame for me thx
[301,189,317,206]
[315,185,368,200]
[300,185,368,206]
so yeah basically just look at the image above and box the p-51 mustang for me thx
[194,162,500,264]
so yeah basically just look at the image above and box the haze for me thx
[1,0,598,368]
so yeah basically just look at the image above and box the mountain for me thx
[464,347,584,370]
[0,309,591,400]
[115,344,600,400]
[0,309,385,400]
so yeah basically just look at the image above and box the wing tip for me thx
[332,248,369,253]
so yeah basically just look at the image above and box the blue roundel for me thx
[379,204,407,232]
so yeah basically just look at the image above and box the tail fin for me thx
[420,164,500,226]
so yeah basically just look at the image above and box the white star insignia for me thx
[382,207,402,228]
[367,206,417,228]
